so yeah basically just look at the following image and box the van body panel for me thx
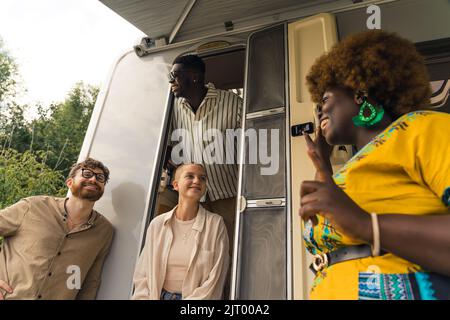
[288,13,338,299]
[336,0,450,42]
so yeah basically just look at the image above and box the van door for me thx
[231,23,288,300]
[417,38,450,114]
[231,13,342,300]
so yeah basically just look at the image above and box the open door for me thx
[231,24,289,300]
[231,14,344,300]
[417,38,450,114]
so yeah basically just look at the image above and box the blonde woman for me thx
[132,163,229,300]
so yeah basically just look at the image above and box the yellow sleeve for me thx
[406,112,450,207]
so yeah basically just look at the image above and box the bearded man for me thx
[0,158,113,300]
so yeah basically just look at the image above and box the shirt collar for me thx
[179,82,218,106]
[58,197,98,226]
[163,204,206,232]
[57,197,66,216]
[204,82,218,99]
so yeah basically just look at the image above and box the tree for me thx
[0,37,26,154]
[0,102,31,154]
[0,149,66,244]
[0,82,98,178]
[0,37,18,104]
[0,36,98,213]
[0,149,66,209]
[31,82,99,176]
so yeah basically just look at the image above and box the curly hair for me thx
[172,54,205,74]
[68,157,110,183]
[306,30,431,119]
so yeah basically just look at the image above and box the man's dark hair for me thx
[172,54,205,74]
[68,157,110,183]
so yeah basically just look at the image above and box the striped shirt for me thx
[170,83,243,201]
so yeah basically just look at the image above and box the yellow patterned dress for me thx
[303,110,450,300]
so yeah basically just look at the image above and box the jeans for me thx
[160,289,182,300]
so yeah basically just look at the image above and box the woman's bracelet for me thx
[370,212,380,257]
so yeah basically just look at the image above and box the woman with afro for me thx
[300,30,450,300]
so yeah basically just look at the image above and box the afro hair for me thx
[306,30,431,119]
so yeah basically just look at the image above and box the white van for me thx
[79,0,450,299]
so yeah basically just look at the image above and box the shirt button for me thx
[48,272,52,276]
[37,295,42,299]
[57,252,61,256]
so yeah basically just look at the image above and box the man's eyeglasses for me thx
[167,70,191,82]
[81,168,106,183]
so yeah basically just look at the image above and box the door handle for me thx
[255,199,283,206]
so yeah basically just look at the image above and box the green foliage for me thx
[30,82,99,176]
[0,103,31,153]
[0,149,66,209]
[0,38,18,103]
[0,36,98,213]
[0,83,98,209]
[0,82,98,177]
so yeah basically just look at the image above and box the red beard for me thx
[70,181,104,201]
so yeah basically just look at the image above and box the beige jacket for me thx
[131,205,229,300]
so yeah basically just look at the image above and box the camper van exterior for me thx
[78,0,450,299]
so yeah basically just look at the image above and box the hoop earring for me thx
[352,98,385,128]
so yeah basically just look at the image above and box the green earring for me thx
[352,98,385,128]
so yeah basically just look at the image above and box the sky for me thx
[0,0,145,110]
